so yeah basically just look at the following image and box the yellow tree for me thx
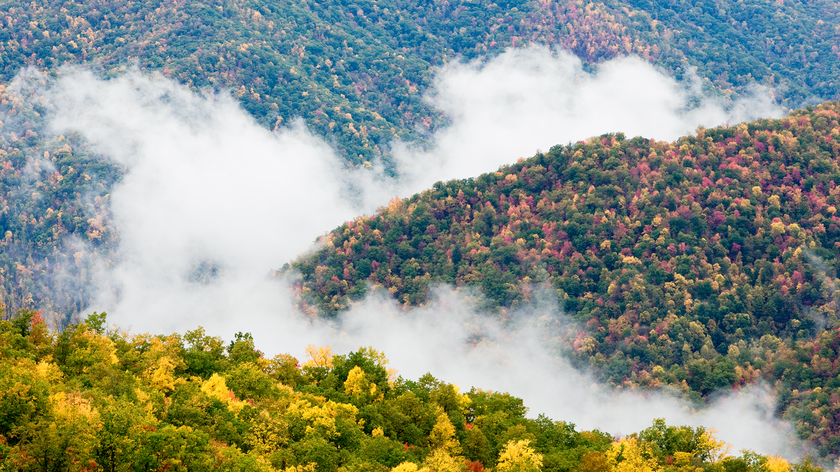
[345,366,371,396]
[765,455,792,472]
[248,409,290,455]
[425,449,465,472]
[201,373,246,413]
[606,438,662,472]
[425,409,464,472]
[696,428,732,463]
[429,410,460,454]
[496,439,543,472]
[303,345,333,369]
[136,335,185,394]
[344,365,383,404]
[302,345,334,384]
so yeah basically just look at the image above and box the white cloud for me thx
[329,286,800,458]
[382,47,782,197]
[44,69,360,336]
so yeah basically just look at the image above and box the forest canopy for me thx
[0,310,822,471]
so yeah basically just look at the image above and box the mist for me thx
[21,48,800,458]
[328,286,799,458]
[374,47,783,199]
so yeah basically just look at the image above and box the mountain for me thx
[3,0,839,165]
[0,0,838,321]
[289,101,840,458]
[0,311,822,470]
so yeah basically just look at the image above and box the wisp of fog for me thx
[26,48,800,457]
[376,47,782,200]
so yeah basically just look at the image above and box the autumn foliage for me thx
[0,310,821,471]
[291,101,840,459]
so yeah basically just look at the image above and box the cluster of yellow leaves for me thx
[131,334,187,394]
[606,438,661,472]
[303,344,333,369]
[429,410,460,454]
[697,427,732,463]
[391,462,431,472]
[283,463,318,472]
[453,385,472,415]
[344,365,385,402]
[424,449,464,472]
[285,397,359,439]
[765,455,793,472]
[146,356,179,393]
[201,373,247,413]
[76,326,120,367]
[420,410,464,472]
[496,439,543,472]
[248,410,290,454]
[33,358,63,383]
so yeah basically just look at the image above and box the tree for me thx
[606,438,661,472]
[13,392,102,472]
[429,410,460,453]
[496,439,543,472]
[267,353,303,387]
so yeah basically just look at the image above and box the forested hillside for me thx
[622,0,840,106]
[2,0,838,165]
[0,311,821,471]
[289,101,840,458]
[0,0,838,321]
[0,79,119,324]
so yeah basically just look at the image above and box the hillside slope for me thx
[0,0,662,166]
[289,101,840,458]
[0,0,839,322]
[2,0,838,165]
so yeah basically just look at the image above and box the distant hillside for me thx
[0,80,118,323]
[623,0,840,106]
[0,0,662,167]
[0,0,839,322]
[3,0,838,166]
[289,101,840,458]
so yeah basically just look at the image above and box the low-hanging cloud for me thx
[16,47,799,459]
[374,47,782,199]
[43,69,362,334]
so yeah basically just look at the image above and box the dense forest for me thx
[289,101,840,459]
[0,310,823,471]
[1,0,838,165]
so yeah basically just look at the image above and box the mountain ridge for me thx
[288,101,840,458]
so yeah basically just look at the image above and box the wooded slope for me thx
[290,101,840,458]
